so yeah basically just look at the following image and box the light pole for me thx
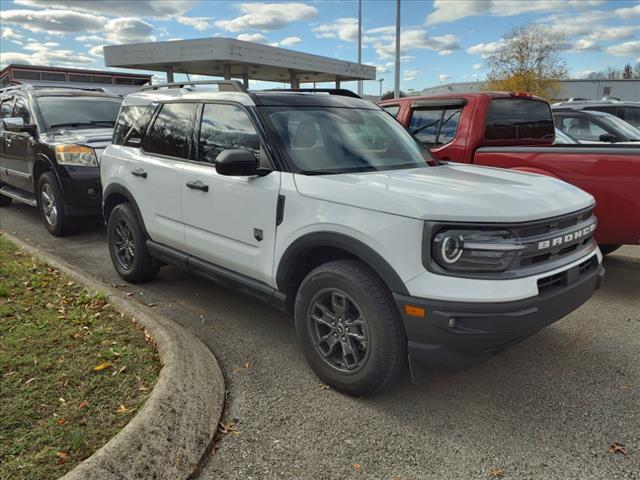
[378,78,384,100]
[357,0,363,96]
[394,0,400,99]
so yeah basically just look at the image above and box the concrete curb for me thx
[2,232,225,480]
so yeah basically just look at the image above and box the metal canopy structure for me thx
[104,37,376,88]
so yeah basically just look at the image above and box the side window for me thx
[0,99,13,120]
[197,103,261,164]
[409,108,462,146]
[143,103,196,159]
[13,97,31,124]
[382,105,400,118]
[113,105,153,147]
[622,107,640,128]
[561,116,607,141]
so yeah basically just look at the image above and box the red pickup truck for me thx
[380,92,640,252]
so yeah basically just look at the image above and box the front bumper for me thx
[394,256,604,379]
[55,165,102,216]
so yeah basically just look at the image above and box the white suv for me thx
[101,81,604,396]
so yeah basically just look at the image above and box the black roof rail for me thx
[0,84,112,94]
[141,80,248,93]
[261,88,362,99]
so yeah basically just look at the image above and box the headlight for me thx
[55,145,98,166]
[432,228,525,272]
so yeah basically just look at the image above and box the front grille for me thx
[513,208,595,269]
[537,255,598,294]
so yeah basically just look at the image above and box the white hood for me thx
[293,164,594,223]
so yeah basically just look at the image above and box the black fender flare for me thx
[32,153,61,189]
[276,231,409,295]
[102,183,148,236]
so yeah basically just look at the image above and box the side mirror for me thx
[215,149,265,176]
[2,117,25,132]
[599,133,617,143]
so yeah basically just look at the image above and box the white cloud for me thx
[438,50,453,56]
[237,33,269,43]
[466,40,504,57]
[215,3,317,32]
[75,35,106,43]
[1,9,105,34]
[427,0,605,25]
[403,69,420,81]
[606,40,640,62]
[176,16,215,31]
[313,18,358,41]
[473,63,483,70]
[375,30,460,59]
[1,43,93,68]
[587,25,639,41]
[570,39,600,52]
[2,27,24,42]
[89,45,104,57]
[614,3,640,18]
[104,18,156,44]
[438,74,452,83]
[14,0,198,18]
[279,36,303,47]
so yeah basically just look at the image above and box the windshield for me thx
[37,96,122,130]
[598,112,640,140]
[264,107,436,174]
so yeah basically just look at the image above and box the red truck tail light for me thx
[510,91,533,98]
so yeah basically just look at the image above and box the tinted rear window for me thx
[485,99,554,141]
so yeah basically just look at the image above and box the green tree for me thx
[485,24,568,100]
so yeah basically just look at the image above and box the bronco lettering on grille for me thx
[537,223,596,250]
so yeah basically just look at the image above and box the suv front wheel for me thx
[294,259,406,396]
[37,172,73,236]
[107,203,160,283]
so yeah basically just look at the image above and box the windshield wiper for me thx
[49,120,115,129]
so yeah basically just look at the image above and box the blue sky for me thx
[1,0,639,95]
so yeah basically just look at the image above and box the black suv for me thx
[0,85,122,235]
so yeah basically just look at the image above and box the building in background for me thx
[0,64,151,95]
[420,79,640,101]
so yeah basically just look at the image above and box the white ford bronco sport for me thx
[101,81,604,396]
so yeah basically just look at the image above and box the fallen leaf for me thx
[93,362,112,372]
[125,292,134,297]
[354,463,362,473]
[56,451,69,461]
[319,384,330,390]
[147,303,157,307]
[490,467,504,478]
[66,281,75,287]
[56,418,66,425]
[78,401,89,409]
[218,421,240,435]
[244,362,251,368]
[115,405,129,414]
[608,442,627,455]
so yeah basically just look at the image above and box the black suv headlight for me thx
[431,228,525,273]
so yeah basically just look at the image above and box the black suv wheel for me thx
[294,259,406,396]
[107,203,160,283]
[37,172,73,236]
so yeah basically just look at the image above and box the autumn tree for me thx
[485,24,568,100]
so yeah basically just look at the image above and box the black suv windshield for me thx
[264,107,435,174]
[37,96,122,130]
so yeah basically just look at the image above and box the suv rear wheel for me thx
[294,259,406,396]
[107,203,160,283]
[37,172,73,236]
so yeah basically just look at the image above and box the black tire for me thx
[294,259,406,396]
[37,172,73,236]
[107,203,160,283]
[600,245,621,255]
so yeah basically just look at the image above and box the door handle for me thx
[186,180,209,192]
[131,168,147,178]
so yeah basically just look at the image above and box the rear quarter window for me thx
[113,105,154,146]
[485,98,554,142]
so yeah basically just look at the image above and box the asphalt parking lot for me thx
[1,204,638,480]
